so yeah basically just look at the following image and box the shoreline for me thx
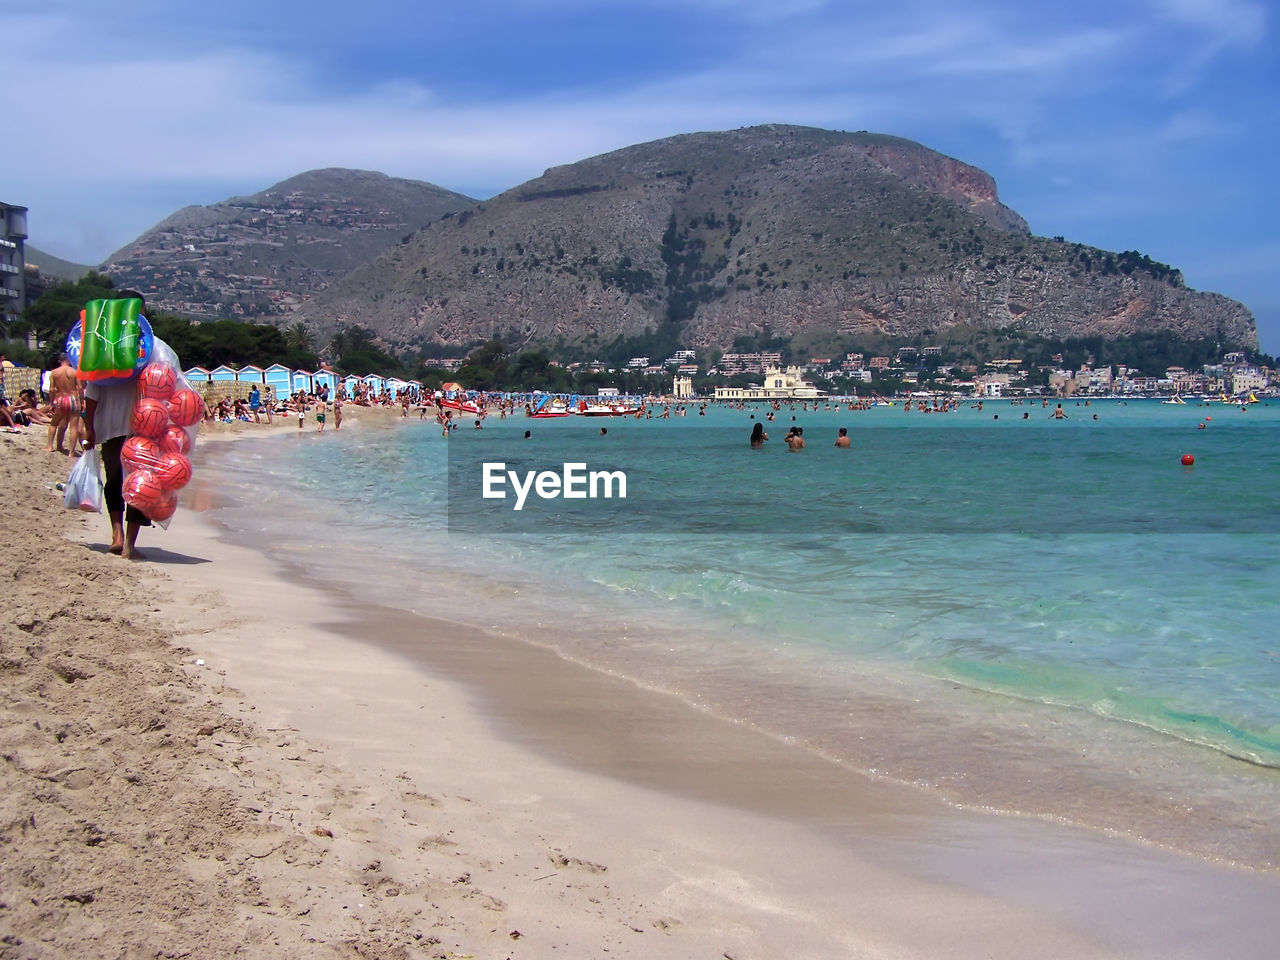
[194,408,1280,873]
[4,419,1280,957]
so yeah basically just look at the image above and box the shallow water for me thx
[195,398,1280,867]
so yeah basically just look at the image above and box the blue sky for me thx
[9,0,1278,352]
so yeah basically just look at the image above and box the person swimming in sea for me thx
[750,422,768,448]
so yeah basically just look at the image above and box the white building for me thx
[714,366,824,401]
[1231,367,1268,394]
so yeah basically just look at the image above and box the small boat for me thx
[440,397,481,414]
[526,396,571,418]
[1162,394,1186,404]
[576,401,642,417]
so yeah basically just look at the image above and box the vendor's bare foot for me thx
[108,543,123,555]
[123,547,146,561]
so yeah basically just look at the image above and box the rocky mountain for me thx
[102,169,476,320]
[293,125,1256,354]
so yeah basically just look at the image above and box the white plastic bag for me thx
[64,448,104,513]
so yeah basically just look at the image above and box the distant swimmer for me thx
[1051,404,1068,420]
[834,427,850,448]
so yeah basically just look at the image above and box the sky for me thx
[7,0,1278,352]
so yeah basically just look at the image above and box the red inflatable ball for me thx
[159,424,193,455]
[154,451,193,490]
[121,435,163,472]
[168,388,204,427]
[137,362,177,401]
[130,398,170,439]
[123,468,168,514]
[146,492,179,523]
[1181,453,1195,466]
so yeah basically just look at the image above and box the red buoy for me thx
[1181,453,1195,466]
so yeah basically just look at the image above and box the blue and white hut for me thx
[341,375,362,400]
[363,374,387,396]
[263,363,292,399]
[386,377,407,399]
[291,368,314,395]
[312,366,340,397]
[209,364,238,385]
[237,363,265,385]
[183,365,211,386]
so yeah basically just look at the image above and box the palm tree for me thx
[284,321,313,353]
[327,324,375,362]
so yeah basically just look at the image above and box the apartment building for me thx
[0,202,28,327]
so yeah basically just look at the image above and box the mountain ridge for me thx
[102,168,477,320]
[294,125,1255,352]
[88,126,1255,354]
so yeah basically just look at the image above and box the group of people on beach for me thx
[0,351,88,455]
[199,385,348,433]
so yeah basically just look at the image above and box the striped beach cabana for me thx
[386,377,407,399]
[291,368,314,394]
[263,363,292,398]
[236,363,265,384]
[363,374,386,395]
[183,365,211,386]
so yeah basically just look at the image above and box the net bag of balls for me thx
[120,347,201,528]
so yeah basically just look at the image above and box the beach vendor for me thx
[79,292,177,560]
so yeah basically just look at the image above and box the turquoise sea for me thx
[197,398,1280,866]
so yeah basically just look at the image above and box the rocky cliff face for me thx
[857,141,1030,234]
[683,266,1253,347]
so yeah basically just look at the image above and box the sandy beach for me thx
[4,410,1280,959]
